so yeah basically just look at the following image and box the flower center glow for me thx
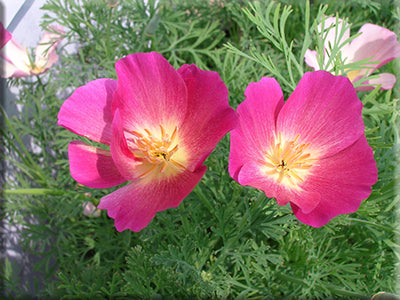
[131,125,186,178]
[346,69,362,82]
[264,133,316,187]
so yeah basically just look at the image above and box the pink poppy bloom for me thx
[0,22,64,78]
[58,52,237,232]
[229,71,377,227]
[305,17,400,91]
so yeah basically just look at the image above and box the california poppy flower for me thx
[229,71,377,227]
[58,52,237,232]
[0,22,64,78]
[305,17,400,90]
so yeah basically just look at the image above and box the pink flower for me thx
[83,202,101,217]
[58,52,237,232]
[229,71,377,227]
[305,17,400,90]
[0,22,64,78]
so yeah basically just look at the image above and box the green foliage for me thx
[1,0,399,299]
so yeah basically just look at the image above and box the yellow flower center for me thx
[346,69,363,82]
[131,125,186,178]
[264,133,317,188]
[30,63,46,74]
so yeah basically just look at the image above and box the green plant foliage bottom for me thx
[1,0,400,299]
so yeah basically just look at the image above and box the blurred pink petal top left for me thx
[0,22,64,78]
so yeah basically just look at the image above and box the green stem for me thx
[3,188,65,196]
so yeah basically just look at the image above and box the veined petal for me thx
[346,23,400,69]
[113,52,188,132]
[291,135,377,227]
[229,77,284,181]
[68,141,126,189]
[110,109,143,180]
[58,78,117,145]
[277,71,364,158]
[98,166,207,232]
[34,25,65,71]
[177,64,238,171]
[356,72,397,91]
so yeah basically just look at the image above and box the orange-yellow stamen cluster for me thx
[131,125,185,178]
[264,133,316,187]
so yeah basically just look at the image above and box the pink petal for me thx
[0,29,30,78]
[229,77,284,181]
[291,135,377,227]
[304,49,320,70]
[109,109,144,181]
[34,25,65,71]
[276,71,364,159]
[347,24,400,69]
[0,22,11,48]
[356,72,397,91]
[112,52,188,132]
[319,17,350,53]
[98,166,207,232]
[68,141,126,189]
[58,78,117,145]
[177,64,238,171]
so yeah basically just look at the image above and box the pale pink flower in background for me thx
[58,52,237,232]
[305,17,400,90]
[229,71,377,227]
[83,202,101,217]
[0,22,65,78]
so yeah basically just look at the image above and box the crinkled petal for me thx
[229,77,284,181]
[291,135,377,227]
[68,141,126,189]
[356,72,397,91]
[113,52,187,132]
[58,78,117,145]
[177,64,238,171]
[98,166,207,232]
[347,23,400,69]
[277,71,364,158]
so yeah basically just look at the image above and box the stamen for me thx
[264,133,316,187]
[130,125,185,178]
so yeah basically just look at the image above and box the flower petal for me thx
[319,17,350,54]
[177,64,238,171]
[113,52,188,132]
[0,29,30,78]
[229,77,284,181]
[304,49,320,70]
[291,135,377,227]
[347,23,400,69]
[0,22,11,48]
[276,71,364,158]
[98,166,207,232]
[35,25,65,71]
[110,109,144,180]
[58,78,117,145]
[356,72,397,91]
[68,141,126,189]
